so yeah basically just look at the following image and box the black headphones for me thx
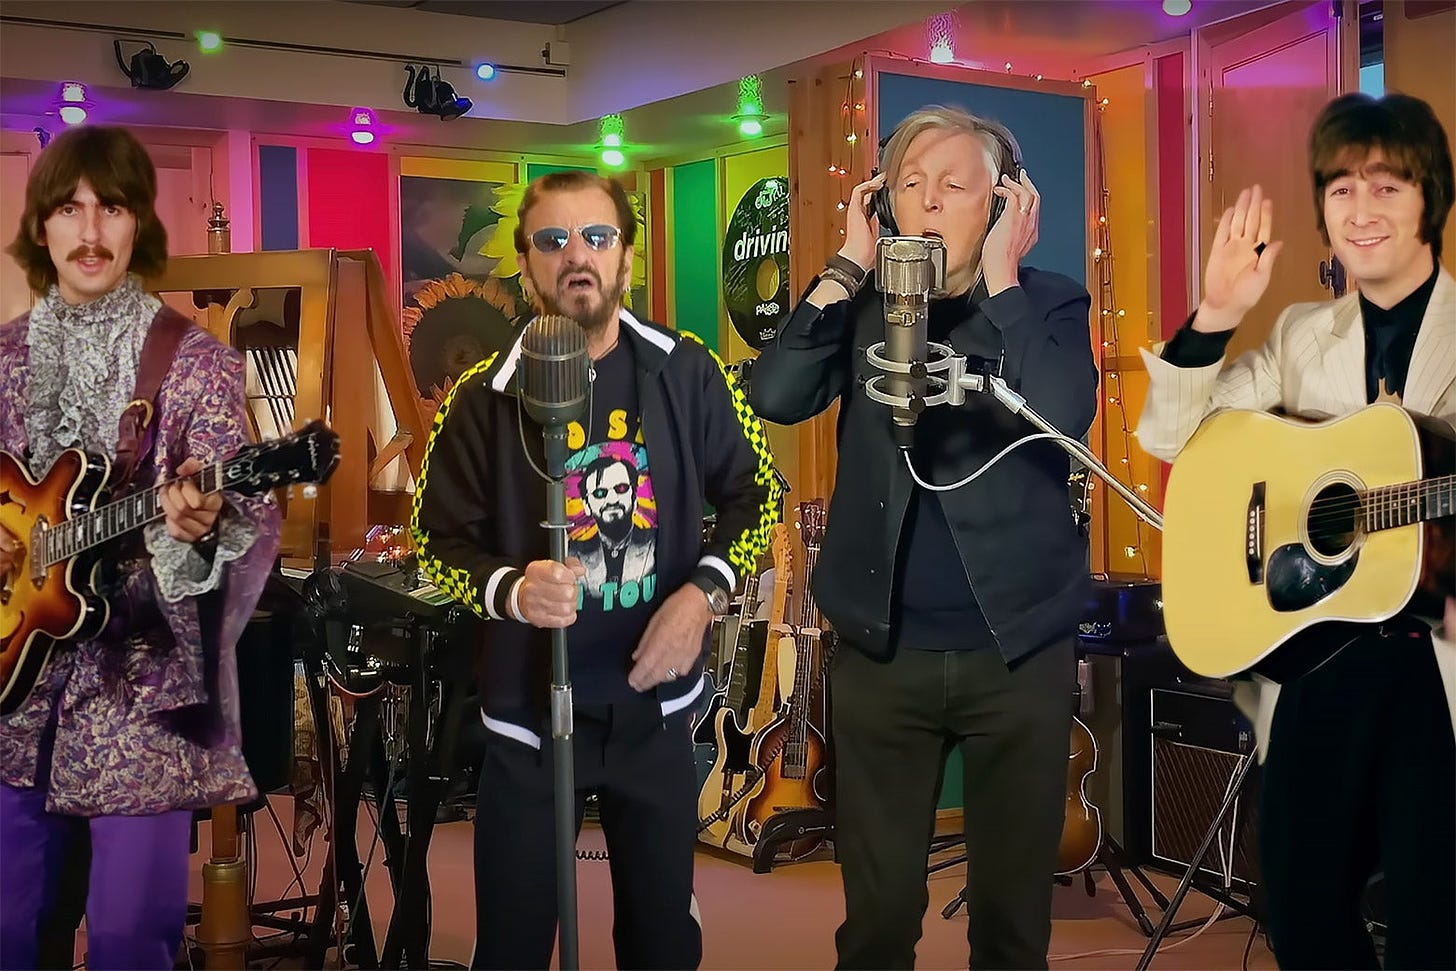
[871,121,1023,236]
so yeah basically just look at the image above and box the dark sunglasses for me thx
[530,224,622,254]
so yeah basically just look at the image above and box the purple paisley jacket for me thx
[0,307,282,816]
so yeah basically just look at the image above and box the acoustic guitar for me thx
[1,421,341,714]
[1161,403,1454,681]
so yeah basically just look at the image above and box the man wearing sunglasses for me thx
[410,171,781,969]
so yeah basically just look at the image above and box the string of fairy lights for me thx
[1090,94,1153,575]
[828,55,867,232]
[824,46,1153,575]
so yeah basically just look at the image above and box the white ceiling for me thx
[341,0,627,24]
[1,0,1286,164]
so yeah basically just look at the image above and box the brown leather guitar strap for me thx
[113,308,192,490]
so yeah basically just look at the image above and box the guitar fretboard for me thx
[784,533,823,779]
[40,463,224,568]
[724,573,763,714]
[1362,474,1456,532]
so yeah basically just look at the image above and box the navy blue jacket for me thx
[749,267,1097,664]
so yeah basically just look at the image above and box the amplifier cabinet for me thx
[1148,687,1262,891]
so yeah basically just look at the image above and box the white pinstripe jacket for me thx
[1135,266,1456,760]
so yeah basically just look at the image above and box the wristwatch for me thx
[691,575,731,615]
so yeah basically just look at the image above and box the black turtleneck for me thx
[892,287,996,653]
[1161,262,1439,403]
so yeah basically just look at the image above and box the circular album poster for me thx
[721,177,790,350]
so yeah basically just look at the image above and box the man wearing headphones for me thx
[750,106,1097,969]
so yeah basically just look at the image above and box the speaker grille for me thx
[519,314,589,426]
[1151,739,1261,888]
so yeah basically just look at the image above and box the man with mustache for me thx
[410,170,780,968]
[0,126,280,968]
[750,106,1097,969]
[574,452,655,598]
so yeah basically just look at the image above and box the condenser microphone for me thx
[875,237,946,449]
[518,314,590,478]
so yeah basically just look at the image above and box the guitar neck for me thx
[1364,474,1456,532]
[784,540,823,773]
[39,462,225,568]
[723,574,762,709]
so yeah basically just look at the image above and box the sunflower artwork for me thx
[401,274,522,415]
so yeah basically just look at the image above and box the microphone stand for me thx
[543,426,580,971]
[863,344,1164,531]
[984,374,1164,530]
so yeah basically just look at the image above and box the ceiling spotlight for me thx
[734,75,768,137]
[57,81,91,125]
[114,40,189,90]
[403,65,471,120]
[349,107,378,145]
[927,12,956,63]
[1163,0,1192,14]
[475,63,497,81]
[196,30,223,53]
[598,113,626,164]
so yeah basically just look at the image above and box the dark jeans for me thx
[831,637,1076,970]
[470,696,702,970]
[1260,626,1456,970]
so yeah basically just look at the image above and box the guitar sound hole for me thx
[1308,482,1359,558]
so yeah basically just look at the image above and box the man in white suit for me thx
[1137,92,1454,969]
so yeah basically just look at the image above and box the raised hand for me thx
[1196,185,1284,333]
[839,172,886,273]
[982,170,1041,294]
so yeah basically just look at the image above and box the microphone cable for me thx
[515,372,595,486]
[902,430,1095,493]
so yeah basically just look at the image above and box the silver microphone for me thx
[518,314,590,477]
[874,237,946,449]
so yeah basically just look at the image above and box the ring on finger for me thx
[666,666,679,680]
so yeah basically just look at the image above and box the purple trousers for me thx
[0,780,191,970]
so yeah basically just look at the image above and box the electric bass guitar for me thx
[743,500,831,859]
[1,420,341,714]
[1162,403,1454,680]
[696,523,790,849]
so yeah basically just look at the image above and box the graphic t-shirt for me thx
[563,337,659,702]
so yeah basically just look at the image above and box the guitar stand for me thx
[1134,749,1259,971]
[1082,835,1169,937]
[933,836,1168,929]
[751,808,835,873]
